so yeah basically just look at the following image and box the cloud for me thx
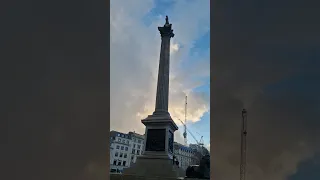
[110,0,210,142]
[170,42,180,54]
[206,143,210,152]
[211,0,320,179]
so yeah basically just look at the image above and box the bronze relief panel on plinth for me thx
[145,129,166,151]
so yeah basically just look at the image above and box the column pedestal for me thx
[122,152,180,179]
[122,114,181,179]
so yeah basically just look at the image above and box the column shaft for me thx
[154,36,171,113]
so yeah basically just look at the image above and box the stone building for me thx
[173,142,198,170]
[110,130,207,173]
[109,131,145,173]
[128,131,145,163]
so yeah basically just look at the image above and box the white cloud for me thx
[206,143,210,151]
[110,0,210,144]
[170,42,180,54]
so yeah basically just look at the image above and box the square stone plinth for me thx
[121,152,184,179]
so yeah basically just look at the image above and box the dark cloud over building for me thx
[212,0,320,179]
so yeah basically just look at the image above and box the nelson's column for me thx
[122,16,182,179]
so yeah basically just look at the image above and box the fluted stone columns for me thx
[153,18,174,116]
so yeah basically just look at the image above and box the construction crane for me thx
[178,119,204,153]
[240,109,248,180]
[183,96,188,146]
[196,132,205,147]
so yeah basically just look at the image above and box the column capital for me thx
[158,15,174,38]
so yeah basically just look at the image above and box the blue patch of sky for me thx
[264,73,320,98]
[192,83,210,95]
[179,32,210,70]
[144,0,203,23]
[193,75,210,86]
[289,153,320,180]
[177,37,210,88]
[185,112,210,145]
[189,31,210,57]
[180,31,210,96]
[142,0,176,26]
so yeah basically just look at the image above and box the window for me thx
[138,140,141,143]
[132,149,135,154]
[122,139,125,143]
[131,156,134,160]
[113,160,117,165]
[121,134,124,138]
[118,160,122,166]
[121,146,124,150]
[137,150,140,155]
[115,152,118,157]
[126,140,129,144]
[118,138,121,142]
[125,147,128,151]
[137,145,141,149]
[120,153,123,157]
[117,134,120,137]
[123,161,126,166]
[124,154,127,158]
[133,144,136,148]
[116,145,120,149]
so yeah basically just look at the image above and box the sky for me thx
[110,0,210,148]
[4,0,320,180]
[211,0,320,179]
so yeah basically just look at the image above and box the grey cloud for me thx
[211,0,320,179]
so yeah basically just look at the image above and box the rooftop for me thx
[128,131,145,139]
[174,142,195,153]
[110,130,145,140]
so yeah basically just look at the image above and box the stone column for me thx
[122,16,181,179]
[153,16,174,116]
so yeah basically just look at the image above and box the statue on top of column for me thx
[158,15,174,37]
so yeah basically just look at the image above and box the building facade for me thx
[189,143,210,156]
[173,142,198,170]
[128,132,145,163]
[110,130,206,173]
[109,131,145,173]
